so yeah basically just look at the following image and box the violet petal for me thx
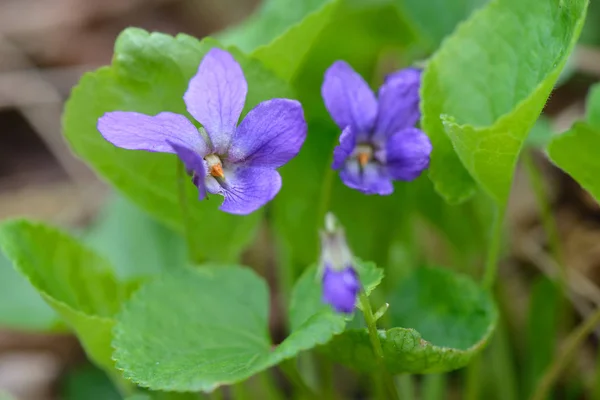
[98,111,208,155]
[340,161,393,195]
[332,125,356,170]
[218,167,282,215]
[184,48,247,154]
[168,141,207,200]
[228,99,307,168]
[373,68,422,141]
[322,265,360,314]
[385,127,432,181]
[321,61,377,138]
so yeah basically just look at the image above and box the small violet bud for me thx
[320,213,360,314]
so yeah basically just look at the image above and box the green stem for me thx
[464,355,482,400]
[317,155,336,228]
[317,354,336,400]
[107,370,136,398]
[359,292,400,400]
[523,150,567,292]
[177,160,199,264]
[530,307,600,400]
[396,375,415,399]
[422,374,446,400]
[279,359,316,399]
[482,205,505,289]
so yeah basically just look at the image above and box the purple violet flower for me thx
[320,213,360,314]
[321,61,432,195]
[97,48,307,215]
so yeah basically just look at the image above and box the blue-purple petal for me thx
[98,111,208,155]
[340,161,394,195]
[385,127,432,181]
[373,68,422,141]
[168,141,207,200]
[228,99,307,168]
[321,61,377,137]
[332,125,356,170]
[217,167,282,215]
[184,48,247,154]
[322,265,360,314]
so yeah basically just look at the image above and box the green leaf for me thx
[114,262,383,392]
[219,0,332,53]
[0,219,133,370]
[422,0,588,205]
[252,1,339,82]
[84,195,186,280]
[398,0,488,49]
[548,122,600,203]
[548,83,600,203]
[62,364,120,400]
[322,267,497,373]
[63,28,293,263]
[0,250,62,331]
[586,83,600,128]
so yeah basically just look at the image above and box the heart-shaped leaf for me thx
[422,0,588,205]
[113,261,382,392]
[321,267,497,373]
[0,219,134,370]
[63,28,293,263]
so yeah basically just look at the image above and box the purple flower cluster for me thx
[322,61,432,195]
[96,49,432,314]
[98,48,307,215]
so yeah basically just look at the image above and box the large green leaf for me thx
[397,0,488,49]
[321,267,497,373]
[0,219,133,370]
[422,0,588,205]
[0,251,61,331]
[113,262,382,392]
[84,195,186,280]
[63,28,293,263]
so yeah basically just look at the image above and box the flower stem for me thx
[317,154,336,230]
[176,159,200,264]
[359,292,400,400]
[523,150,567,291]
[279,359,317,399]
[530,306,600,400]
[482,204,505,289]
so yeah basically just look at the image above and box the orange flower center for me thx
[204,154,225,179]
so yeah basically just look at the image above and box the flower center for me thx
[204,154,225,178]
[353,143,374,167]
